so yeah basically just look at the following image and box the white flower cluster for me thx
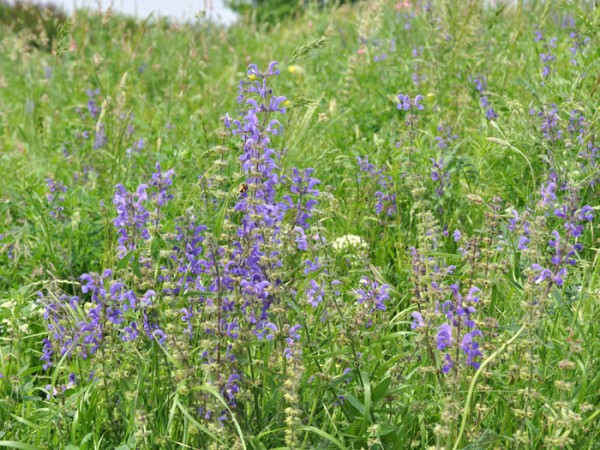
[332,234,368,252]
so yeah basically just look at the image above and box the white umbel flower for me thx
[332,234,368,252]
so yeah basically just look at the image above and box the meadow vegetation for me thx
[0,0,599,448]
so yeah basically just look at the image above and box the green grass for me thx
[0,0,599,449]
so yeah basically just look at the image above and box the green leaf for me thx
[0,442,43,450]
[486,137,535,188]
[308,346,351,360]
[131,255,143,278]
[299,426,346,450]
[344,394,365,416]
[174,399,221,443]
[377,424,396,437]
[191,385,247,449]
[116,250,137,271]
[150,235,162,261]
[462,429,509,449]
[360,370,373,424]
[372,377,392,404]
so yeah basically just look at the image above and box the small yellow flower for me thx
[248,74,258,80]
[288,65,304,75]
[283,100,291,107]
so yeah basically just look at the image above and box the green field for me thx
[0,1,599,448]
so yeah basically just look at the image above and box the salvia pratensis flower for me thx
[39,61,327,423]
[430,157,450,197]
[356,156,397,218]
[410,311,425,329]
[430,281,484,373]
[397,94,424,111]
[472,76,497,120]
[355,276,390,314]
[534,31,557,78]
[113,183,151,257]
[86,88,101,120]
[45,178,67,220]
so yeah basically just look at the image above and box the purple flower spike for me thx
[247,64,259,78]
[436,323,452,351]
[578,205,594,221]
[461,329,483,369]
[397,94,411,111]
[466,287,481,303]
[396,94,424,111]
[411,311,425,329]
[355,277,390,315]
[518,236,530,250]
[413,95,424,110]
[267,61,280,76]
[442,353,454,373]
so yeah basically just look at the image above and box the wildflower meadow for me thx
[0,0,599,448]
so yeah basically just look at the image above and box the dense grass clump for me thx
[0,1,599,449]
[0,0,68,52]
